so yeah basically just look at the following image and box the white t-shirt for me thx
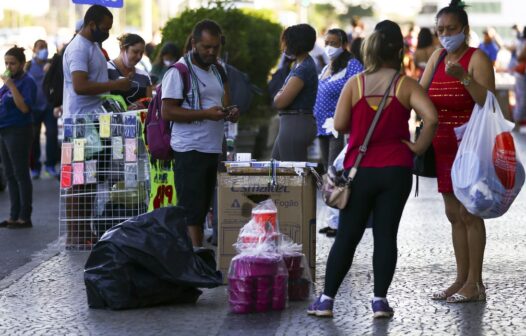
[161,57,224,153]
[63,34,108,117]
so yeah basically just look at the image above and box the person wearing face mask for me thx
[161,19,238,248]
[0,46,37,229]
[61,4,132,250]
[150,42,181,85]
[25,39,60,179]
[272,24,319,161]
[62,4,131,118]
[419,0,495,303]
[108,33,152,104]
[314,28,363,237]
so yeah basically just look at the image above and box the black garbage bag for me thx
[84,206,223,310]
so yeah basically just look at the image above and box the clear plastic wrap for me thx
[277,235,313,301]
[234,199,279,253]
[227,251,288,314]
[251,199,278,231]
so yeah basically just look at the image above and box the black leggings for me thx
[323,166,412,298]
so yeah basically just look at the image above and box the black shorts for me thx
[173,150,219,226]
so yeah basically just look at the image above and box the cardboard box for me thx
[217,170,316,283]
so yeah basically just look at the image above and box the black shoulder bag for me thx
[412,50,447,192]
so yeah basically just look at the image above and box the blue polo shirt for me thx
[0,73,37,128]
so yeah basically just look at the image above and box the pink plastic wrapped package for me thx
[278,235,313,301]
[234,218,279,253]
[228,252,288,314]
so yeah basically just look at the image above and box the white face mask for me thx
[122,51,132,68]
[163,60,173,67]
[439,28,466,53]
[325,46,343,60]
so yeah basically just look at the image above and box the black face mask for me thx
[91,25,109,44]
[192,50,213,68]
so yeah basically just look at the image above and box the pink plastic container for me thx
[272,296,286,310]
[283,253,303,270]
[251,209,277,230]
[256,276,273,289]
[288,267,304,280]
[232,255,281,278]
[229,300,253,314]
[228,289,253,302]
[228,277,255,293]
[273,274,288,292]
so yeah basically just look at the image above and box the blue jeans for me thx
[0,125,33,221]
[31,107,59,170]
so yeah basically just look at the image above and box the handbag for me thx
[413,50,446,178]
[412,122,436,177]
[312,71,399,210]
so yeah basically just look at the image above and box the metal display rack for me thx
[58,110,149,251]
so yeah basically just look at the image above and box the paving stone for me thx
[2,135,526,335]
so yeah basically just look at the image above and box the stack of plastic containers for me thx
[228,254,288,313]
[228,200,288,314]
[279,237,312,301]
[228,199,312,314]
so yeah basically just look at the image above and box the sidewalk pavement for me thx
[2,135,526,336]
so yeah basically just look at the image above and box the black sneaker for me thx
[7,221,32,229]
[325,228,338,237]
[318,227,331,234]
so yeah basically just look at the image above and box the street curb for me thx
[0,239,61,291]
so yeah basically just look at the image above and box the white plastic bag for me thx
[452,92,524,218]
[332,144,348,172]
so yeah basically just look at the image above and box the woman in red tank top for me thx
[420,0,496,303]
[308,20,437,319]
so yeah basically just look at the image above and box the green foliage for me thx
[160,7,282,89]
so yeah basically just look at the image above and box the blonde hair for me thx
[361,31,383,73]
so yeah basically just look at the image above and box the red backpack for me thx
[144,63,190,160]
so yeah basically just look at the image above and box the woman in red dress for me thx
[420,0,495,303]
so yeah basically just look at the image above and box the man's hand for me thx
[113,77,132,91]
[53,106,63,118]
[205,106,227,121]
[224,106,239,123]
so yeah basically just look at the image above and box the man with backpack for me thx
[160,19,239,248]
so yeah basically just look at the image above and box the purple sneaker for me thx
[307,295,333,317]
[372,299,394,318]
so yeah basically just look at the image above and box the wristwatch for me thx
[461,74,472,87]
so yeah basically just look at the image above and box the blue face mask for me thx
[439,28,466,53]
[36,49,48,61]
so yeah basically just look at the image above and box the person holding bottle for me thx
[0,46,37,229]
